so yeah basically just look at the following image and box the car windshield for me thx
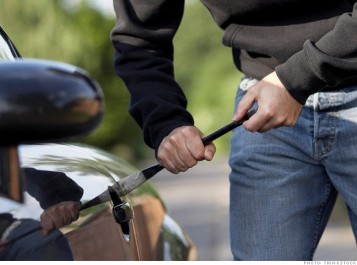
[0,26,20,60]
[0,37,14,60]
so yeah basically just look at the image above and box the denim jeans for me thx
[229,78,357,260]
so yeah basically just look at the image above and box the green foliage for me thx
[0,0,144,160]
[0,0,242,162]
[174,3,243,155]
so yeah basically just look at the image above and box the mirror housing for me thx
[0,27,104,203]
[0,59,104,145]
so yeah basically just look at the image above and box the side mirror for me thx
[0,59,104,144]
[0,59,104,203]
[0,26,105,203]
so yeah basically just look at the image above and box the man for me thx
[111,0,357,260]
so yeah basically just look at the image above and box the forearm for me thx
[111,0,194,149]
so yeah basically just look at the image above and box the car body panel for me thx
[0,143,196,261]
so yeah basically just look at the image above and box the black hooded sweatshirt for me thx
[111,0,357,150]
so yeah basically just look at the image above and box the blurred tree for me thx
[0,0,144,161]
[0,0,242,162]
[174,2,243,155]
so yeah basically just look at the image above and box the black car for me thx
[0,26,197,261]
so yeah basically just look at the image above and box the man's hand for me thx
[40,201,81,235]
[157,126,216,174]
[233,72,302,132]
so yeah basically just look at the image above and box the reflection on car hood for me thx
[1,143,162,218]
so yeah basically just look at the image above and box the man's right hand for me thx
[157,126,216,174]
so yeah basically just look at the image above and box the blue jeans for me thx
[229,79,357,260]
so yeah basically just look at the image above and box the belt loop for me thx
[240,77,258,91]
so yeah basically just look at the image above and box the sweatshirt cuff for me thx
[275,41,327,105]
[145,117,194,151]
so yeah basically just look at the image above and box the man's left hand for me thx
[233,72,302,132]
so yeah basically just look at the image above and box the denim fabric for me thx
[229,79,357,260]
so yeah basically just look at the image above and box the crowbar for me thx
[80,106,257,210]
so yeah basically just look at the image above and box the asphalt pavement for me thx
[149,158,357,261]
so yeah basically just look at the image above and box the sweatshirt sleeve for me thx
[24,168,83,210]
[276,2,357,104]
[111,0,194,150]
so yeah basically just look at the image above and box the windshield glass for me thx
[0,26,20,60]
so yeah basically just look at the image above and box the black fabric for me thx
[24,168,83,210]
[0,213,15,236]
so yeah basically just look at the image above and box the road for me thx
[149,158,357,261]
